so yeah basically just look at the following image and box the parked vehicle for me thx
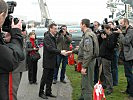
[67,25,82,48]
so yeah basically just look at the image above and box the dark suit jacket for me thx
[43,32,61,69]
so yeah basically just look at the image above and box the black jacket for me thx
[99,33,119,60]
[0,28,24,73]
[43,32,61,69]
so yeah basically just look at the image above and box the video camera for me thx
[2,1,26,32]
[2,1,17,32]
[98,18,109,34]
[113,20,120,31]
[89,23,94,31]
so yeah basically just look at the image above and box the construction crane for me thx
[38,0,52,27]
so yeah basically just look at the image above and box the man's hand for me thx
[62,31,67,36]
[61,50,67,56]
[101,34,107,39]
[4,32,11,43]
[116,28,122,34]
[33,47,39,51]
[81,67,87,75]
[66,51,72,55]
[12,19,22,30]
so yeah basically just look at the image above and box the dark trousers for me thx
[111,48,119,86]
[28,60,38,83]
[102,58,113,91]
[94,60,99,84]
[39,68,54,94]
[53,55,68,81]
[0,73,9,100]
[12,72,22,100]
[123,60,133,97]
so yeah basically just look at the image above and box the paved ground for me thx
[17,48,72,100]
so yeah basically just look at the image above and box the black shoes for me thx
[46,93,56,98]
[60,80,67,84]
[53,80,67,84]
[39,93,48,99]
[29,81,38,85]
[29,81,33,84]
[53,80,57,84]
[78,96,84,100]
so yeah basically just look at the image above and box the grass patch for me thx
[66,65,129,100]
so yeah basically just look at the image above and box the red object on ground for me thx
[93,81,106,100]
[76,62,82,72]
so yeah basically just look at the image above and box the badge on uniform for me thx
[84,38,91,45]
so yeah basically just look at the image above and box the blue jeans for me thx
[111,48,119,86]
[123,60,133,96]
[53,54,68,81]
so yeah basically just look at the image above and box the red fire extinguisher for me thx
[68,44,75,65]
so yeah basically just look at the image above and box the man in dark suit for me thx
[39,23,66,99]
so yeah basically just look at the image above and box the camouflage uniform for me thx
[78,29,99,100]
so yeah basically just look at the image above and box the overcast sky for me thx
[5,0,112,24]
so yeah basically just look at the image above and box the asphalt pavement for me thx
[17,48,72,100]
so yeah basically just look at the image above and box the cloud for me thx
[5,0,110,23]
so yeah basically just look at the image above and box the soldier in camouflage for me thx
[78,19,99,100]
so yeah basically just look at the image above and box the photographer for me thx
[0,0,24,100]
[117,18,133,98]
[99,24,119,95]
[53,25,72,84]
[108,21,119,86]
[93,21,103,84]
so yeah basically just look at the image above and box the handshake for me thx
[61,50,72,56]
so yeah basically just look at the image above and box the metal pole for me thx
[125,3,127,18]
[112,12,114,19]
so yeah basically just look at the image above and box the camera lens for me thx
[14,18,19,25]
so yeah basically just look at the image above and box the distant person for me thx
[53,25,72,84]
[26,32,40,84]
[78,19,99,100]
[39,23,67,99]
